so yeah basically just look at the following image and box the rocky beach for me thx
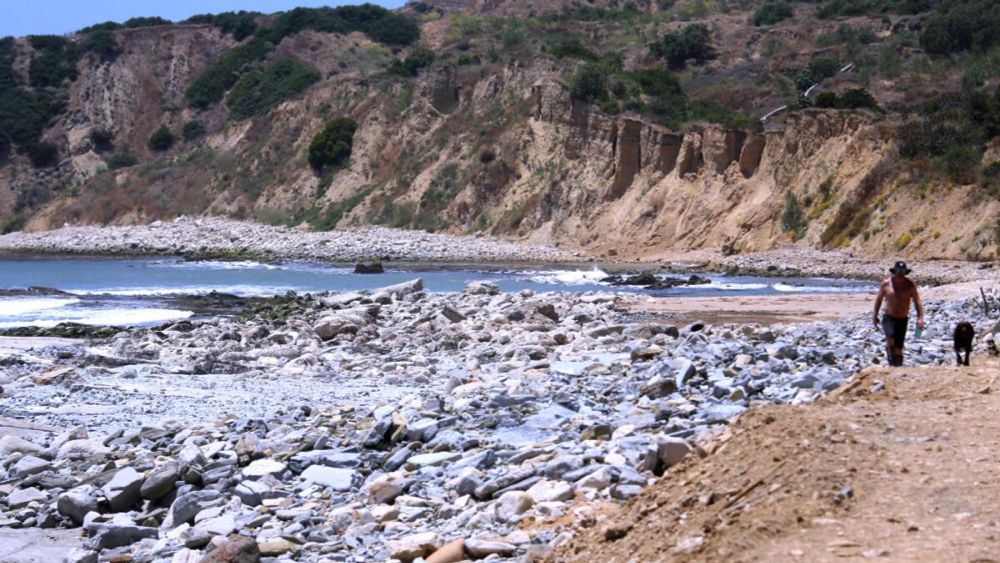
[1,254,998,562]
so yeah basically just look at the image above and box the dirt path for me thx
[628,280,997,326]
[553,358,1000,562]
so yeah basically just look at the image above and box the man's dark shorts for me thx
[882,314,909,347]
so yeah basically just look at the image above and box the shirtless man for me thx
[872,261,925,366]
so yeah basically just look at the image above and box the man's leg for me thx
[892,345,904,366]
[885,337,896,366]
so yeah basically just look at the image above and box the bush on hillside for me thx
[780,192,807,239]
[28,35,80,89]
[308,117,357,171]
[26,141,59,167]
[106,152,137,169]
[920,0,1000,55]
[123,17,172,29]
[810,88,881,111]
[187,5,419,109]
[227,58,320,120]
[89,128,114,151]
[570,62,610,103]
[182,120,206,141]
[81,29,121,61]
[184,12,260,40]
[649,24,713,70]
[148,125,175,151]
[548,36,597,60]
[752,1,794,26]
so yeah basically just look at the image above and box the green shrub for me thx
[809,57,840,81]
[308,117,357,170]
[548,36,597,60]
[227,58,320,120]
[148,125,175,151]
[837,88,881,110]
[78,21,122,33]
[182,120,206,141]
[26,141,59,167]
[937,145,981,184]
[28,35,80,89]
[186,4,419,109]
[123,17,172,28]
[390,47,435,76]
[186,37,272,109]
[816,24,877,47]
[817,0,877,18]
[106,152,137,169]
[80,29,121,61]
[184,12,261,40]
[920,0,1000,55]
[570,62,610,103]
[780,192,807,239]
[814,91,839,108]
[90,128,114,151]
[649,24,714,70]
[752,2,794,26]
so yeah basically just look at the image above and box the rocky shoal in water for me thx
[1,281,998,563]
[0,218,578,264]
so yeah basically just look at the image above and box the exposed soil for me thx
[552,358,1000,562]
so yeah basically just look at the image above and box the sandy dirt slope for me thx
[553,358,1000,562]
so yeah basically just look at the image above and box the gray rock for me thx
[140,462,179,500]
[233,480,270,507]
[464,281,500,295]
[241,459,286,478]
[526,479,574,503]
[58,486,99,525]
[657,437,693,470]
[495,491,534,522]
[57,439,110,461]
[464,538,517,558]
[102,467,144,512]
[9,455,51,478]
[474,468,536,500]
[170,490,223,525]
[84,523,159,550]
[300,465,358,491]
[7,487,47,509]
[405,451,461,469]
[640,375,678,399]
[0,435,43,457]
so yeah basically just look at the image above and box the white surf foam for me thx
[68,285,291,297]
[707,282,769,291]
[527,268,609,286]
[772,283,869,293]
[0,307,193,329]
[0,297,81,316]
[149,260,280,271]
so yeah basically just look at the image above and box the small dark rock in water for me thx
[354,261,384,274]
[687,274,711,285]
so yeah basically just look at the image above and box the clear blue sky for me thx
[2,1,407,38]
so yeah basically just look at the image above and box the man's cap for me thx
[889,261,911,274]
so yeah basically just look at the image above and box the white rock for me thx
[495,491,534,522]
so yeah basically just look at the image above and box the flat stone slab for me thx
[0,527,80,562]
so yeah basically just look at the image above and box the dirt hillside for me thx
[553,357,1000,562]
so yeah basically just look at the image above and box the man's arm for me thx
[913,284,925,329]
[873,283,884,327]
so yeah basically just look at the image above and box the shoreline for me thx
[3,220,999,285]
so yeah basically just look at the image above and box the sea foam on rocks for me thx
[0,282,994,561]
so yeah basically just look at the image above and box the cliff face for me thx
[3,20,998,260]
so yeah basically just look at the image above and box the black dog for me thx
[953,322,975,366]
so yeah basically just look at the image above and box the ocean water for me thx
[0,258,873,328]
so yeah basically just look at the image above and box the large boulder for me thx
[102,467,144,512]
[353,261,384,274]
[387,532,441,563]
[140,461,179,500]
[58,486,99,525]
[201,534,261,563]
